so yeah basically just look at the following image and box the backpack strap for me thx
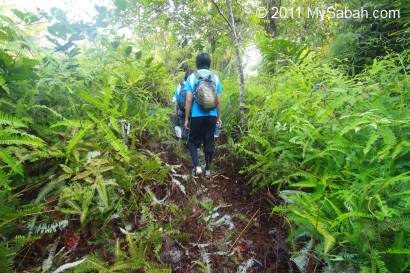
[194,71,215,81]
[193,71,201,80]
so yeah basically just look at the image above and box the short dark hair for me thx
[196,53,211,69]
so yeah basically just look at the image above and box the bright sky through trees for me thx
[2,0,110,22]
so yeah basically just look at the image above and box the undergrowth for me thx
[0,11,180,272]
[237,51,410,272]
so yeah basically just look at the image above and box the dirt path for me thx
[14,141,297,272]
[159,145,297,273]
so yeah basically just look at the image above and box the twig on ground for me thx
[229,209,260,253]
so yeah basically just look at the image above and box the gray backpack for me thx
[193,71,218,112]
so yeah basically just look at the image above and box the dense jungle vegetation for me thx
[0,0,409,272]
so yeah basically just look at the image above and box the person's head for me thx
[184,68,193,81]
[196,53,211,69]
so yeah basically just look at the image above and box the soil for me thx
[158,143,298,273]
[14,139,298,273]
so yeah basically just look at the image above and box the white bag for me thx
[174,126,182,139]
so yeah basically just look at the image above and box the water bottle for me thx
[214,121,221,138]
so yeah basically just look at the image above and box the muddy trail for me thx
[157,143,298,273]
[15,141,297,273]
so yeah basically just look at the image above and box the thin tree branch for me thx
[209,0,234,32]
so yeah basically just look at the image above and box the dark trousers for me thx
[187,116,217,169]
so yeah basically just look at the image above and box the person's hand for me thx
[184,119,189,130]
[217,118,222,127]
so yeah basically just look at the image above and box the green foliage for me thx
[73,231,171,272]
[238,52,410,271]
[257,34,310,74]
[0,8,175,272]
[1,0,409,271]
[329,0,410,74]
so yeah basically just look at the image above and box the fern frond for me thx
[0,149,23,175]
[331,212,373,228]
[383,248,410,255]
[0,243,13,273]
[125,232,144,261]
[379,217,410,230]
[14,235,41,250]
[29,105,63,119]
[0,134,44,147]
[79,90,109,113]
[73,255,107,273]
[378,127,397,160]
[88,114,130,162]
[0,128,44,143]
[109,116,121,133]
[364,131,379,155]
[0,168,12,190]
[65,127,90,161]
[291,207,336,254]
[50,119,93,129]
[391,140,410,159]
[145,264,172,273]
[0,112,26,128]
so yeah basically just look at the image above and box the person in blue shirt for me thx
[173,69,192,139]
[184,53,222,176]
[173,69,192,116]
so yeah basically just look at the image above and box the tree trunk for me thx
[264,0,280,37]
[226,0,245,126]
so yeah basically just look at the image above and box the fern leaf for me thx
[391,140,410,159]
[14,235,41,250]
[331,212,373,228]
[364,132,379,155]
[0,134,44,147]
[0,149,23,175]
[379,217,410,229]
[378,127,397,160]
[65,128,90,161]
[383,248,410,255]
[125,232,145,267]
[109,116,121,133]
[145,264,172,273]
[1,128,44,143]
[79,90,109,113]
[291,208,336,254]
[50,119,92,129]
[29,105,63,119]
[0,168,12,190]
[0,112,26,128]
[0,244,13,273]
[92,116,130,162]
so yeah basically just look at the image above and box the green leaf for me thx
[88,114,130,162]
[0,76,9,94]
[0,112,26,127]
[0,149,23,175]
[65,127,90,161]
[383,248,410,255]
[289,181,318,188]
[331,212,373,228]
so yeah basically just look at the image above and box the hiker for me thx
[184,53,222,176]
[173,69,192,139]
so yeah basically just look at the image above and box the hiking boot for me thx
[192,166,203,176]
[205,169,211,177]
